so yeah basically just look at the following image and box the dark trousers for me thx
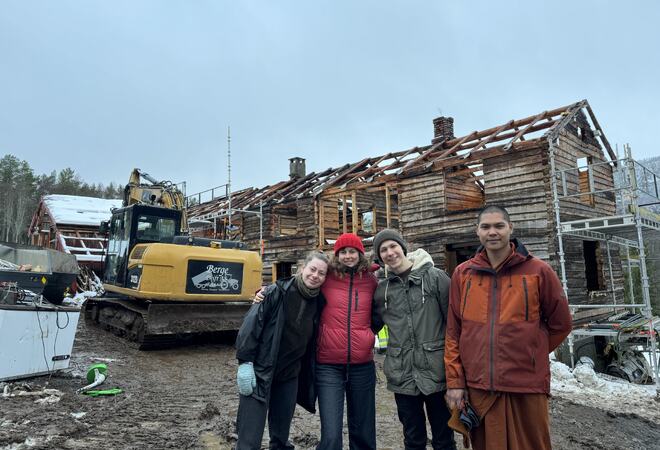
[394,391,456,450]
[236,377,298,450]
[315,362,376,450]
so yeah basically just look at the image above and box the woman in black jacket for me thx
[234,251,329,450]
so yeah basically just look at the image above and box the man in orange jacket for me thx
[444,205,572,450]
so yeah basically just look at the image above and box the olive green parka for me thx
[373,249,450,395]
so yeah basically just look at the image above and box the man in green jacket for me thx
[372,229,456,450]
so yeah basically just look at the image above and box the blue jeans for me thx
[315,362,376,450]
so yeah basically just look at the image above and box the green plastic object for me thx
[86,363,108,383]
[83,388,123,397]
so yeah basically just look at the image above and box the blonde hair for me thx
[299,251,330,271]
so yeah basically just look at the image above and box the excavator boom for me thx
[124,168,188,231]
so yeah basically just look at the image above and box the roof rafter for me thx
[189,100,615,220]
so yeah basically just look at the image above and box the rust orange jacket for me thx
[444,239,572,394]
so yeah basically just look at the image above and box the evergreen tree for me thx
[13,160,37,242]
[0,155,127,242]
[55,167,82,195]
[36,171,57,197]
[0,154,36,243]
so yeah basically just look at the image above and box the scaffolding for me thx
[550,143,660,389]
[186,184,265,256]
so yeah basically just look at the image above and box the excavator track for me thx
[84,296,252,350]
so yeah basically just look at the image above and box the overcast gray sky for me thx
[2,1,659,197]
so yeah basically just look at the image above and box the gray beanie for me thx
[372,229,407,264]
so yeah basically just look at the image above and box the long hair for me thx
[329,251,371,278]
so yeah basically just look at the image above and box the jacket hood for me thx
[408,248,434,272]
[469,238,531,272]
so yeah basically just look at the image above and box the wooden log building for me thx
[188,100,622,316]
[28,195,122,274]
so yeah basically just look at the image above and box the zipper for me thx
[489,274,498,392]
[523,276,529,321]
[403,280,418,353]
[355,289,359,311]
[461,278,472,317]
[346,271,354,364]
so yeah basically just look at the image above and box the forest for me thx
[0,154,123,244]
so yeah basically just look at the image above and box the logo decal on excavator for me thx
[127,267,142,290]
[186,261,243,294]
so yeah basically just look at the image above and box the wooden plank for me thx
[351,191,358,233]
[342,197,347,233]
[426,140,544,173]
[399,140,445,173]
[385,185,391,228]
[584,103,617,161]
[420,131,477,169]
[503,111,549,150]
[470,120,516,154]
[318,199,324,246]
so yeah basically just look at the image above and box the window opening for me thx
[273,262,294,281]
[577,157,595,207]
[445,243,480,275]
[362,211,374,233]
[583,241,603,291]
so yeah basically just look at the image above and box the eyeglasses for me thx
[459,403,480,432]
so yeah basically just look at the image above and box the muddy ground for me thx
[1,319,660,450]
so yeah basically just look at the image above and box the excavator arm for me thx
[124,168,188,231]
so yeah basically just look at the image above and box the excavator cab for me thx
[103,204,181,288]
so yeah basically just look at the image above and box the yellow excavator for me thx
[84,169,262,348]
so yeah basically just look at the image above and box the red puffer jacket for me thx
[317,268,378,364]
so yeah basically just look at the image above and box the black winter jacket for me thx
[235,277,324,413]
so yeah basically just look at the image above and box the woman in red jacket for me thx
[316,233,379,450]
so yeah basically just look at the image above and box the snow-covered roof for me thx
[43,195,122,226]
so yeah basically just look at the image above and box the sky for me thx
[2,1,659,199]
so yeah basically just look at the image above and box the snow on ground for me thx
[551,360,660,422]
[43,194,121,227]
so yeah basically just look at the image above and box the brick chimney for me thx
[432,116,454,144]
[289,157,306,180]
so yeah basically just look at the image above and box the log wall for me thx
[546,124,623,310]
[398,146,554,271]
[553,129,617,222]
[396,134,623,321]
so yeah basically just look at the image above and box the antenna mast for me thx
[227,126,232,237]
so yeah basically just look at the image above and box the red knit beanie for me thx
[334,233,365,255]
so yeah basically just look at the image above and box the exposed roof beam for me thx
[340,152,399,186]
[396,141,445,174]
[543,99,588,143]
[584,103,617,161]
[502,113,548,151]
